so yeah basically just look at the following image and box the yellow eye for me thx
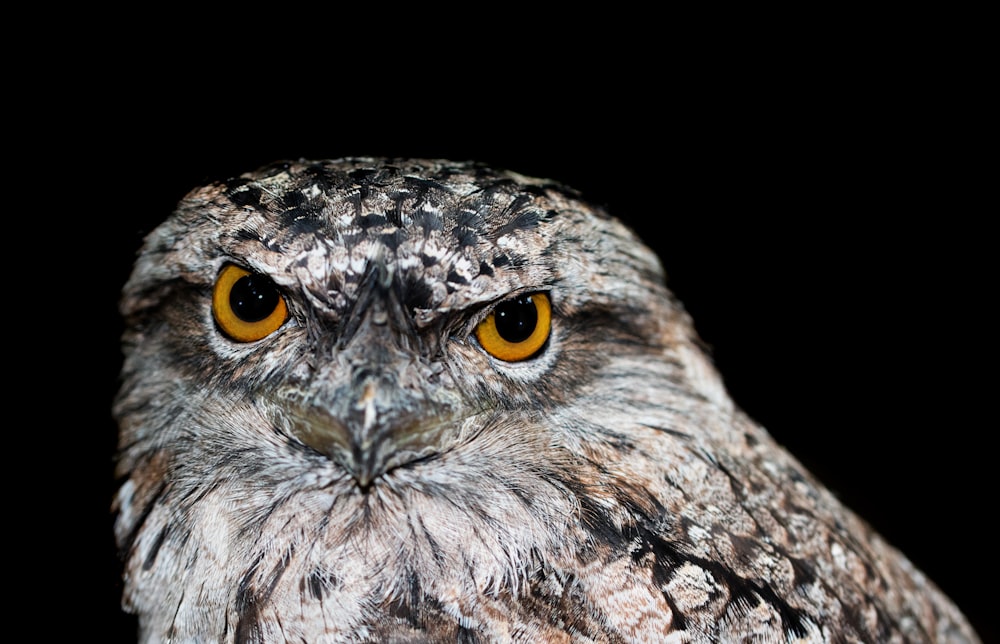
[212,264,288,342]
[475,293,551,362]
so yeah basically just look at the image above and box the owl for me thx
[112,158,979,642]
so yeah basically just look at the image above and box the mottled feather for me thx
[113,158,979,642]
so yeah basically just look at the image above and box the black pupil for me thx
[494,295,538,343]
[230,274,279,322]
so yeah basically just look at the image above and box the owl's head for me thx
[116,157,708,491]
[113,158,981,644]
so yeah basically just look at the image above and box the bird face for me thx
[118,159,670,493]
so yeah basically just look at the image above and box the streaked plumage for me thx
[113,158,979,642]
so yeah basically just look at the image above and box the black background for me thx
[52,26,991,642]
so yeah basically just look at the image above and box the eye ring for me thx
[475,292,551,362]
[212,264,288,342]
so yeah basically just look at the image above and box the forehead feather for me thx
[127,158,659,321]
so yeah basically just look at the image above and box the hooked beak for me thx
[285,373,465,489]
